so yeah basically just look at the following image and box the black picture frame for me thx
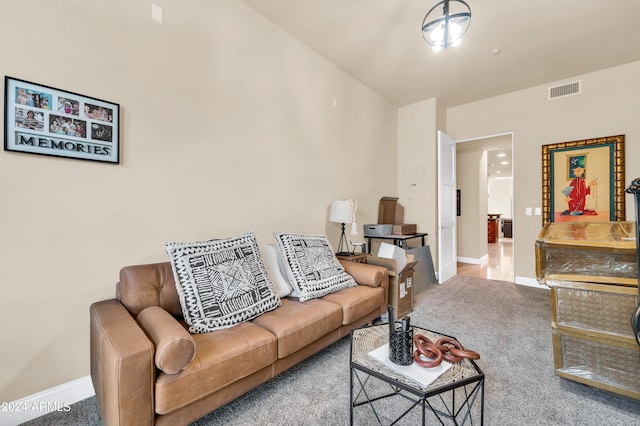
[4,76,119,164]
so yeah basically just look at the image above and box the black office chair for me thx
[626,177,640,346]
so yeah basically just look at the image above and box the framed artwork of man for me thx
[541,135,625,224]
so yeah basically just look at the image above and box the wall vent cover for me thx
[548,80,582,100]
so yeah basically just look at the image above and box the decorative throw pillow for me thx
[165,232,281,333]
[261,243,293,298]
[273,233,357,302]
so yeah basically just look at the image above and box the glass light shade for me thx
[430,23,444,43]
[449,22,462,38]
[329,200,353,224]
[422,0,471,51]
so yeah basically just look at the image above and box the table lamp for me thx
[329,200,356,256]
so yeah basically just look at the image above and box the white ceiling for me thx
[457,134,513,178]
[242,0,640,108]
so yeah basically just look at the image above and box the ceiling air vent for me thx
[548,80,582,100]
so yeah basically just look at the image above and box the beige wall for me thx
[447,61,640,281]
[397,98,439,261]
[456,149,488,260]
[488,178,513,218]
[0,0,398,401]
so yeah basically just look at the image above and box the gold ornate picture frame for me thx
[541,135,625,224]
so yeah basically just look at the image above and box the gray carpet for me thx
[23,276,640,425]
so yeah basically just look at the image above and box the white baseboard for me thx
[1,375,95,426]
[457,254,489,265]
[515,276,549,289]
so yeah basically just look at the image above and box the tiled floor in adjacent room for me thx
[457,238,514,282]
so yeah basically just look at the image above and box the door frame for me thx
[437,130,458,283]
[454,131,515,279]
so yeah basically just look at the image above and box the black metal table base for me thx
[350,362,485,426]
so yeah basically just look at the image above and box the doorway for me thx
[457,237,514,281]
[454,133,514,282]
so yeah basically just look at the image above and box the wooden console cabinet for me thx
[487,214,501,243]
[536,222,639,400]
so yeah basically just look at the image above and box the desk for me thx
[365,233,428,254]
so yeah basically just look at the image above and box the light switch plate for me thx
[152,4,163,23]
[525,207,532,216]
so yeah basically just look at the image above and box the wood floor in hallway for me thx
[457,238,514,282]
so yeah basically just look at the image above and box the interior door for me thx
[437,130,457,283]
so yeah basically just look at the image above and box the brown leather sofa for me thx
[90,260,388,426]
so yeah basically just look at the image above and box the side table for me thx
[350,324,484,425]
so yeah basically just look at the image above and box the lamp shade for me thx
[422,0,471,52]
[329,200,353,224]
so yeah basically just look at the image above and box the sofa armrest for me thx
[340,261,390,316]
[137,306,196,374]
[339,260,388,288]
[90,299,155,426]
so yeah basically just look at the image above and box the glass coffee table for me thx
[350,324,484,425]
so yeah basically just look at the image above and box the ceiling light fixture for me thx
[422,0,471,52]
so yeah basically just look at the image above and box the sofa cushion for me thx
[252,298,343,358]
[261,243,292,298]
[137,306,196,374]
[118,262,182,317]
[273,233,356,302]
[154,321,277,415]
[321,285,385,324]
[165,232,281,333]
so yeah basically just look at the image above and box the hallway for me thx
[457,238,514,282]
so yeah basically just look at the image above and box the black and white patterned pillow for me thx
[165,232,281,333]
[273,233,357,302]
